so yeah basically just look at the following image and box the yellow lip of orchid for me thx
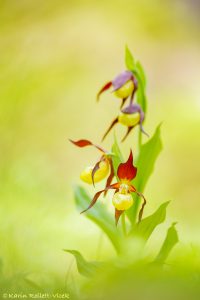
[118,111,140,127]
[97,70,138,108]
[114,80,134,99]
[80,160,109,184]
[79,150,147,226]
[69,139,114,187]
[101,103,148,143]
[112,192,133,210]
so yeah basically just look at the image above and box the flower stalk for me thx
[70,47,149,228]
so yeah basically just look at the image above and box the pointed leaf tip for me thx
[64,249,101,277]
[125,46,135,71]
[154,222,179,264]
[133,201,170,242]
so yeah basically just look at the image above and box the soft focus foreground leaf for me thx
[125,46,135,71]
[64,250,102,277]
[111,135,123,176]
[74,186,122,253]
[127,124,163,224]
[131,201,170,242]
[154,222,179,264]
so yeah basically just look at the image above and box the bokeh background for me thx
[0,0,200,293]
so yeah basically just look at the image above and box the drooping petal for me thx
[115,209,124,226]
[121,126,134,142]
[80,160,109,185]
[102,117,119,141]
[80,183,120,214]
[69,139,105,153]
[120,98,128,109]
[117,150,137,181]
[97,81,112,101]
[104,158,114,196]
[91,156,104,187]
[112,71,133,91]
[140,124,149,137]
[135,191,147,223]
[138,110,149,137]
[129,185,136,192]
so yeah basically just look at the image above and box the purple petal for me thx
[121,103,142,114]
[112,71,133,91]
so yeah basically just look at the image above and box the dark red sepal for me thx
[80,183,120,214]
[97,81,112,101]
[69,139,105,153]
[102,117,118,141]
[117,150,137,181]
[121,126,134,142]
[129,185,136,192]
[69,139,93,147]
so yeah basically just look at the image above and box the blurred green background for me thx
[0,0,200,294]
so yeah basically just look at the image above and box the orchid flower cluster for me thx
[70,49,148,225]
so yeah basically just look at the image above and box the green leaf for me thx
[74,185,122,253]
[111,134,123,176]
[125,46,135,71]
[64,249,102,277]
[127,124,163,224]
[134,61,147,113]
[136,61,146,88]
[154,222,179,264]
[124,46,147,113]
[136,83,147,114]
[132,201,170,242]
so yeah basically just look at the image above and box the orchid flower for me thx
[102,103,149,142]
[69,139,114,191]
[80,150,147,225]
[97,70,138,108]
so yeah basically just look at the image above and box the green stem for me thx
[131,129,142,225]
[121,213,127,236]
[138,130,142,151]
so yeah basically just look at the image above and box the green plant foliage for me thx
[136,61,146,88]
[63,250,102,278]
[136,82,147,114]
[74,186,122,253]
[69,48,181,297]
[154,222,179,264]
[127,124,163,224]
[132,201,170,242]
[125,45,135,71]
[111,135,123,176]
[125,46,147,112]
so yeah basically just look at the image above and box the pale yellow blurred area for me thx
[0,0,200,280]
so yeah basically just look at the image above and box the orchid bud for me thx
[118,112,140,127]
[80,160,109,184]
[114,80,134,99]
[112,192,133,210]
